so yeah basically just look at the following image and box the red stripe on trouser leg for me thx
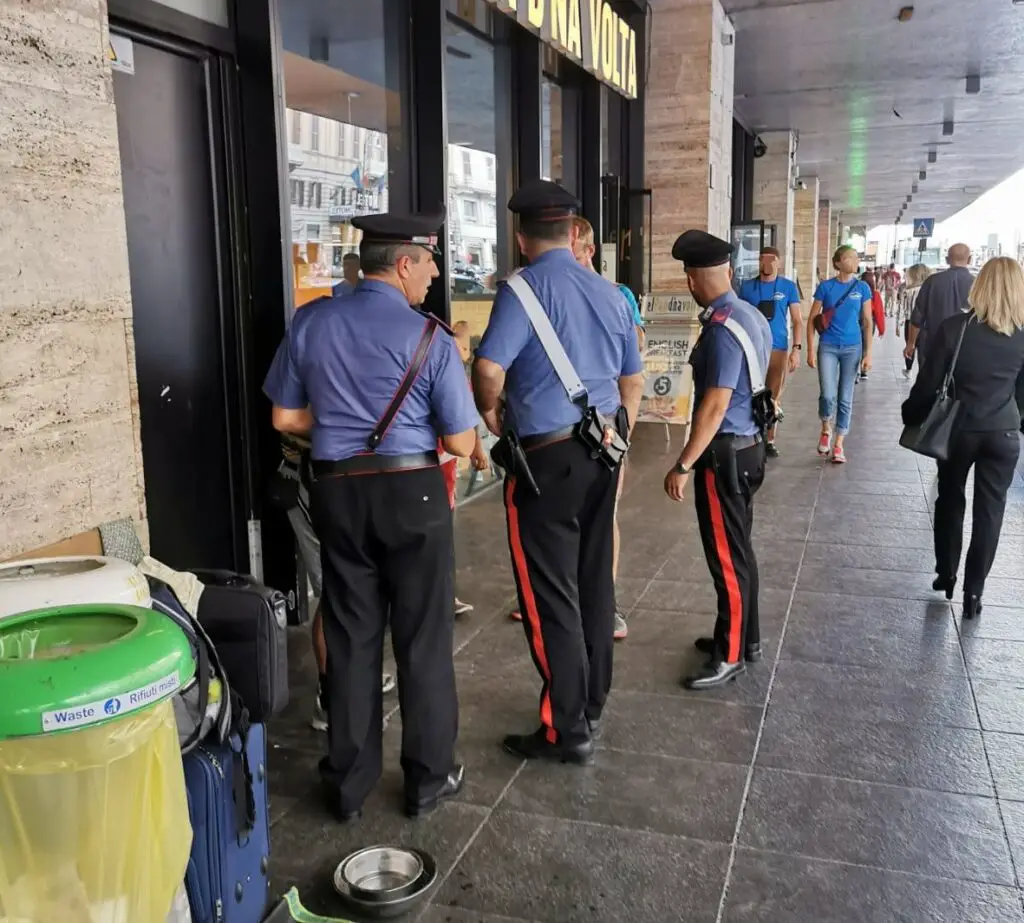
[505,479,557,743]
[704,469,743,664]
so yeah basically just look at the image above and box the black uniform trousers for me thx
[504,438,618,747]
[693,440,766,665]
[935,428,1020,596]
[311,466,457,812]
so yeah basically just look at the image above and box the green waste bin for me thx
[0,603,195,923]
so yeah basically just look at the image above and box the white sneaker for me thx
[314,674,396,732]
[311,695,328,732]
[454,598,474,617]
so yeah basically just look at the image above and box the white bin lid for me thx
[0,556,151,619]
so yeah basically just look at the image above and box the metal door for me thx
[112,30,244,571]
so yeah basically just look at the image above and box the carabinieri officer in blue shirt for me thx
[738,246,802,458]
[473,179,645,765]
[663,230,772,690]
[263,210,479,821]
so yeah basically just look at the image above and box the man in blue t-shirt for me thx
[738,246,803,458]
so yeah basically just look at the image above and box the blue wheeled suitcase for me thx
[183,723,271,923]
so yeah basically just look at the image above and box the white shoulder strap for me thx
[505,272,588,404]
[721,316,767,393]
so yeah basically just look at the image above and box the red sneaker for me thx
[509,610,523,622]
[831,444,847,464]
[817,432,832,456]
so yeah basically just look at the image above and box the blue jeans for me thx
[818,343,862,436]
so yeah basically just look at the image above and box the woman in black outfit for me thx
[902,257,1024,619]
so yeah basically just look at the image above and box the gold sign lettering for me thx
[550,0,568,48]
[567,0,582,58]
[600,3,615,83]
[584,0,602,72]
[480,0,636,99]
[627,28,637,98]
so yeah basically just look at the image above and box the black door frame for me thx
[107,13,254,574]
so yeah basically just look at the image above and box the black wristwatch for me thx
[792,343,803,351]
[673,461,690,475]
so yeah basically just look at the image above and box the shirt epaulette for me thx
[708,306,734,325]
[413,308,454,336]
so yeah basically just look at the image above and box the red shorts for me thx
[441,457,458,511]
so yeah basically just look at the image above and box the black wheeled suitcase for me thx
[191,570,289,721]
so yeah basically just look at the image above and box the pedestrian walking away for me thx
[663,230,772,690]
[905,243,974,365]
[902,257,1024,620]
[263,210,479,821]
[738,246,802,458]
[473,179,644,765]
[806,245,873,464]
[900,263,933,377]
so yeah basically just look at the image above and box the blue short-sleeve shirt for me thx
[475,249,642,437]
[263,280,479,460]
[739,275,801,352]
[617,284,645,327]
[813,278,872,349]
[690,291,773,437]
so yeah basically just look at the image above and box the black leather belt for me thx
[312,451,439,477]
[713,433,763,452]
[520,427,575,451]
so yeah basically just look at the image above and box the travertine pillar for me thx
[752,129,795,278]
[646,0,734,291]
[816,198,832,286]
[792,179,819,299]
[0,0,145,558]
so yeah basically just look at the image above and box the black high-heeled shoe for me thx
[963,595,983,620]
[932,576,956,600]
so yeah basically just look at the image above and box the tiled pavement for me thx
[267,328,1024,922]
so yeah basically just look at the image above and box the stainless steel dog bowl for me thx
[340,846,424,902]
[333,846,437,918]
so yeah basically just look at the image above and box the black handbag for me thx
[899,316,971,461]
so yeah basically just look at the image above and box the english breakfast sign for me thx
[483,0,638,100]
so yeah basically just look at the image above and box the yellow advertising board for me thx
[638,320,700,427]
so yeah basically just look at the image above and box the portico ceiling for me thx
[715,0,1024,229]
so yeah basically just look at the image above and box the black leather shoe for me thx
[405,764,465,818]
[321,783,362,824]
[694,637,762,663]
[683,661,745,690]
[586,717,602,741]
[765,442,780,459]
[963,595,983,620]
[503,728,595,765]
[933,575,956,600]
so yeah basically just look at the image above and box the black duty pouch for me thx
[757,300,776,322]
[708,438,743,496]
[752,389,779,433]
[491,430,541,496]
[573,405,630,471]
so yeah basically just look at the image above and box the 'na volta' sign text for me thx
[483,0,638,100]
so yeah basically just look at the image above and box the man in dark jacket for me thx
[905,244,973,362]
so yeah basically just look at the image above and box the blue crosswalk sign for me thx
[913,218,934,238]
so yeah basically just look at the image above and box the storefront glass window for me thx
[445,3,511,501]
[541,79,564,186]
[445,9,510,307]
[278,0,408,310]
